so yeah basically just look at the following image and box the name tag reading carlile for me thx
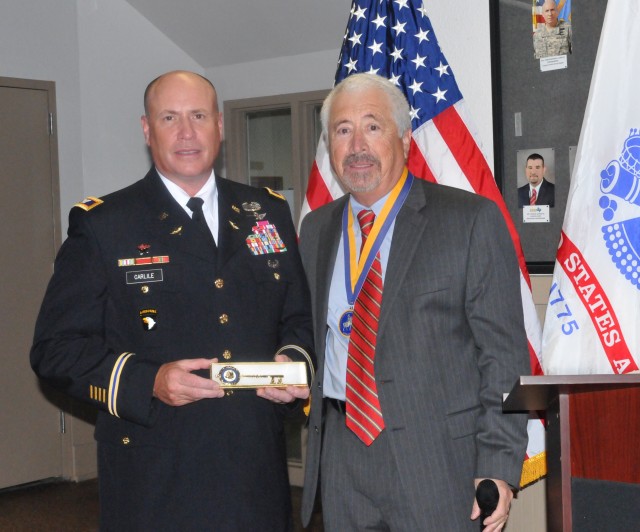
[210,362,307,389]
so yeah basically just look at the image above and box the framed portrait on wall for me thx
[517,148,556,223]
[532,0,573,71]
[492,0,608,272]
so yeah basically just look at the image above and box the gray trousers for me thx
[320,404,421,531]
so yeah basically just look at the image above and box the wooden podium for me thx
[503,375,640,531]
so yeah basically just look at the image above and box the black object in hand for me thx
[476,478,499,521]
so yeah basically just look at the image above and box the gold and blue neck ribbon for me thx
[342,168,413,305]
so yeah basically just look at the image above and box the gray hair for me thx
[320,73,412,142]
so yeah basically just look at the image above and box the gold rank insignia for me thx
[265,187,285,201]
[74,196,103,211]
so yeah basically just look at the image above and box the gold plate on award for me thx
[210,362,307,388]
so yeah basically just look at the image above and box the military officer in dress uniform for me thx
[533,0,572,59]
[31,71,314,532]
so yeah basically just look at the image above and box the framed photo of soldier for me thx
[532,0,573,71]
[492,0,608,273]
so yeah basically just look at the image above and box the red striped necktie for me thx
[530,188,537,205]
[345,209,385,445]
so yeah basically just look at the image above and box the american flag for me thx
[300,0,546,487]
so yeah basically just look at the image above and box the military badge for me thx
[118,256,169,267]
[242,201,266,220]
[217,365,241,385]
[139,308,158,331]
[242,201,261,213]
[245,220,287,255]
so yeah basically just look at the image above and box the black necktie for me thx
[187,197,217,249]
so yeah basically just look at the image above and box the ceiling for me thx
[124,0,352,68]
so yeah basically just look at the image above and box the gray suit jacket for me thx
[299,176,530,529]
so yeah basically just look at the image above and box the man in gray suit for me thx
[299,73,530,531]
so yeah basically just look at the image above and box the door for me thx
[0,78,63,488]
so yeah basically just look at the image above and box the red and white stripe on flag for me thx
[541,0,640,375]
[300,0,546,487]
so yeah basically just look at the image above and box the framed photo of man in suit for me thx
[516,147,556,213]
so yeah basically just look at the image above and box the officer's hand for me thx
[256,354,310,404]
[153,358,224,406]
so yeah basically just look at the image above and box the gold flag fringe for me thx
[520,451,547,488]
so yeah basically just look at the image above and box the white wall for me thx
[76,0,202,202]
[208,0,494,172]
[1,0,84,226]
[1,0,204,230]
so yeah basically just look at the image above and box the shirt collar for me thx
[157,169,217,211]
[348,191,391,218]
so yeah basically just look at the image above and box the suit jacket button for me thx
[219,313,229,324]
[314,426,319,433]
[225,390,234,397]
[140,285,149,294]
[222,350,232,360]
[214,278,224,289]
[122,437,131,445]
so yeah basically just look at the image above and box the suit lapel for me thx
[314,197,346,353]
[378,179,430,333]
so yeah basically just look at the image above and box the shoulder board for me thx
[264,187,285,201]
[74,196,103,211]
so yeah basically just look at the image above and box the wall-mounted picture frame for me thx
[491,0,608,274]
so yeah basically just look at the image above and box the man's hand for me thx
[470,478,514,532]
[255,354,310,404]
[153,358,224,406]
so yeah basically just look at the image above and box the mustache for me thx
[342,153,380,167]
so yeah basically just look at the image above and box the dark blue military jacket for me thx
[31,169,314,531]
